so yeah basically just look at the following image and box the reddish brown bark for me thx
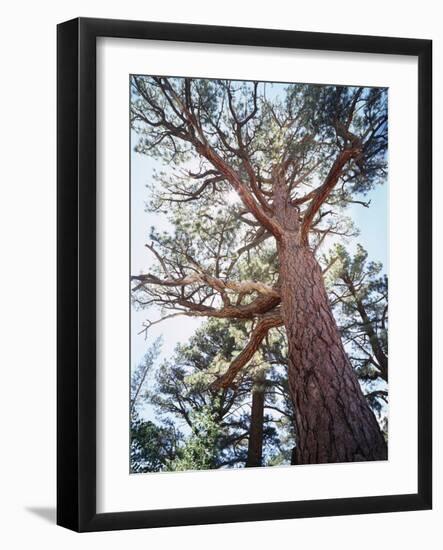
[278,234,387,464]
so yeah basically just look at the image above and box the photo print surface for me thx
[130,76,388,473]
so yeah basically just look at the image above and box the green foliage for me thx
[130,415,179,473]
[165,406,221,471]
[324,243,388,374]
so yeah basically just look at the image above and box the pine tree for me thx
[131,78,388,463]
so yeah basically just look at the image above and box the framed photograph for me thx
[57,17,432,532]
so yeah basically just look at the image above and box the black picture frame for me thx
[57,17,432,532]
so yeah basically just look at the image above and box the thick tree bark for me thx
[278,234,387,464]
[246,370,265,467]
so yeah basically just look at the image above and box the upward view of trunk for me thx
[130,78,391,468]
[246,370,265,467]
[278,234,387,464]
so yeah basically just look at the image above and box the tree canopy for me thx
[130,76,388,466]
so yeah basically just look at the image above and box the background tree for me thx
[130,340,181,472]
[323,243,388,437]
[130,338,161,413]
[130,416,180,473]
[324,243,388,382]
[131,77,388,463]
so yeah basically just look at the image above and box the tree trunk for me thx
[278,234,387,464]
[246,370,265,467]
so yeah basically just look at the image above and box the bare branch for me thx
[131,273,279,298]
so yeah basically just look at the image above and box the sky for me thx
[130,81,388,422]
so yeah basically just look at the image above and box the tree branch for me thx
[300,148,359,242]
[131,273,279,298]
[196,142,284,238]
[211,312,283,389]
